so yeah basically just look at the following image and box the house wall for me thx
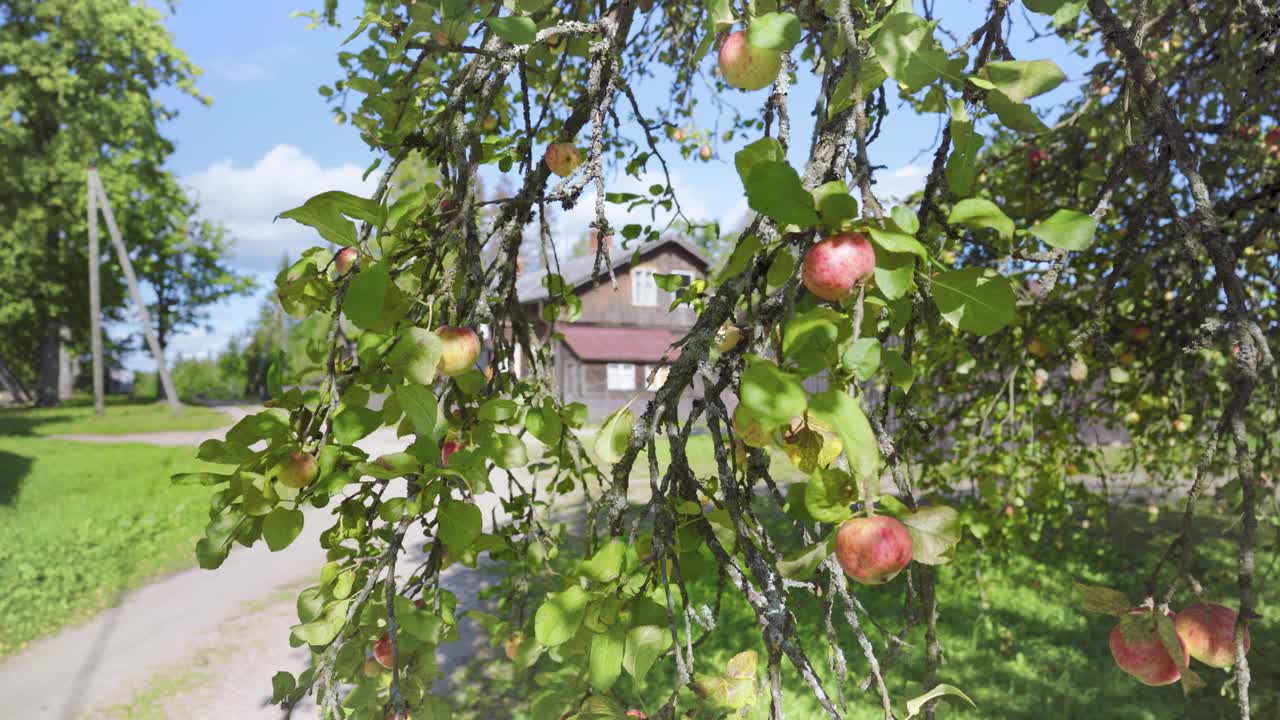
[574,245,704,328]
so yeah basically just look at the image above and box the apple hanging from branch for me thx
[801,233,875,302]
[544,143,582,177]
[718,29,782,91]
[334,247,358,276]
[277,451,318,489]
[834,515,913,585]
[1174,603,1250,668]
[435,326,481,377]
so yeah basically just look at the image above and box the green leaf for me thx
[485,16,537,45]
[766,249,796,288]
[870,13,955,93]
[388,326,444,386]
[624,625,672,683]
[746,12,802,52]
[595,405,634,464]
[396,383,437,438]
[332,404,382,444]
[1023,0,1070,13]
[866,227,928,260]
[905,684,976,718]
[813,181,859,227]
[196,438,254,465]
[808,389,879,479]
[946,99,984,197]
[1072,581,1131,616]
[525,401,564,445]
[782,306,846,376]
[479,398,520,423]
[345,262,390,331]
[734,137,785,186]
[1029,209,1098,251]
[263,507,305,552]
[718,234,764,283]
[985,89,1049,133]
[890,205,920,235]
[931,268,1017,335]
[745,161,819,227]
[982,59,1066,103]
[270,671,296,704]
[899,505,960,565]
[277,191,380,247]
[843,338,882,380]
[171,472,234,486]
[777,534,834,580]
[804,468,857,524]
[534,586,590,648]
[740,357,807,430]
[290,599,350,646]
[947,198,1014,241]
[873,251,916,301]
[581,539,626,583]
[438,498,483,553]
[588,625,626,692]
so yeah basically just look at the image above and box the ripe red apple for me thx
[335,247,358,276]
[1265,128,1280,150]
[801,233,876,302]
[277,451,318,489]
[1132,324,1151,342]
[834,516,913,585]
[1028,147,1047,167]
[1110,610,1187,686]
[435,326,480,376]
[715,324,742,352]
[544,143,582,177]
[1175,603,1250,668]
[625,711,647,719]
[699,143,712,161]
[441,438,463,466]
[374,632,395,669]
[717,30,782,91]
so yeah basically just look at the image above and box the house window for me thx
[632,269,657,306]
[607,363,636,390]
[644,364,669,390]
[669,270,696,290]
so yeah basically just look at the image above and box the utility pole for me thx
[87,166,105,416]
[87,167,182,415]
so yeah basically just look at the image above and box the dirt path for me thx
[0,413,533,720]
[51,404,260,447]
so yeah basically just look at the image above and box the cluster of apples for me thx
[1111,604,1251,686]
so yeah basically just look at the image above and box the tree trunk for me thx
[35,317,62,407]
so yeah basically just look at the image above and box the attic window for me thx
[632,269,657,306]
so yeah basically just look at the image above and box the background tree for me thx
[0,0,207,405]
[182,2,1277,719]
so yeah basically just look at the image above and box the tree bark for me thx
[35,316,62,407]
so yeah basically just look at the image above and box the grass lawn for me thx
[0,434,217,658]
[445,498,1279,719]
[0,395,229,437]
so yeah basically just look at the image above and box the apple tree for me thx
[179,1,1277,718]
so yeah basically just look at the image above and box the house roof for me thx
[558,324,682,363]
[515,237,712,303]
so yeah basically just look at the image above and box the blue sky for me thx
[123,1,1094,369]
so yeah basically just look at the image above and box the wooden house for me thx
[513,237,713,421]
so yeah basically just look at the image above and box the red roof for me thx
[558,325,681,362]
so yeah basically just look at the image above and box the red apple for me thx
[834,516,913,585]
[277,451,318,489]
[625,711,647,719]
[1174,603,1250,668]
[801,233,876,302]
[1110,609,1187,686]
[374,632,395,669]
[718,30,782,91]
[699,143,712,161]
[435,326,480,376]
[544,143,582,177]
[1028,147,1048,167]
[1133,324,1151,342]
[1265,128,1280,150]
[441,438,463,466]
[672,127,687,142]
[335,247,358,276]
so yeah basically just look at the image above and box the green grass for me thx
[0,395,229,437]
[445,499,1279,719]
[0,436,216,657]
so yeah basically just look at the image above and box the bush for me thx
[170,358,246,402]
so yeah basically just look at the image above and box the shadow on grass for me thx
[0,448,34,506]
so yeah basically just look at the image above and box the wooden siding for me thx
[574,245,704,328]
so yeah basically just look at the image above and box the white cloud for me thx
[206,44,302,85]
[871,163,930,204]
[183,144,377,273]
